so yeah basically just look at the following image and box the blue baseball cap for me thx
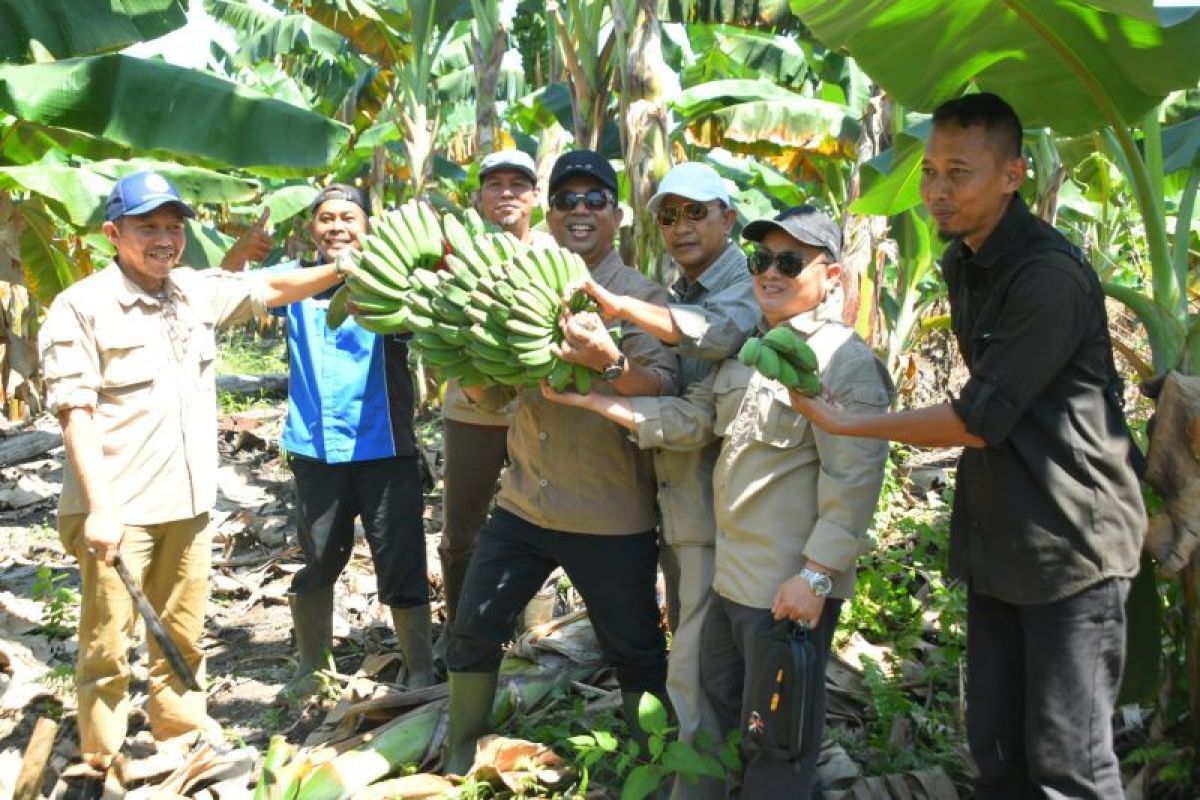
[105,171,197,222]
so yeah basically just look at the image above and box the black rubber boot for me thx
[390,604,436,689]
[443,670,498,775]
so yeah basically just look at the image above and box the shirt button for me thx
[540,479,549,488]
[538,431,548,441]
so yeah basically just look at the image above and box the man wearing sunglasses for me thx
[444,150,680,774]
[566,161,758,797]
[541,204,892,796]
[789,93,1144,798]
[438,150,555,644]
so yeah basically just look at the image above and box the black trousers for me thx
[447,507,667,695]
[289,454,429,608]
[701,595,841,798]
[967,578,1129,799]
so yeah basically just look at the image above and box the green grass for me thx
[217,329,287,376]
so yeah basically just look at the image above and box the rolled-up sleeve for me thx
[620,281,680,397]
[805,350,892,573]
[951,261,1086,446]
[39,298,100,413]
[670,286,760,362]
[201,270,271,329]
[629,369,719,451]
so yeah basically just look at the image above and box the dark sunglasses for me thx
[747,248,827,278]
[550,189,615,212]
[656,200,718,227]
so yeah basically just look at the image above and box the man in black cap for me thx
[39,170,346,770]
[442,150,680,774]
[273,183,434,703]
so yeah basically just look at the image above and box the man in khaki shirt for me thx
[39,171,343,770]
[545,206,892,796]
[438,149,555,630]
[570,162,759,799]
[443,151,679,774]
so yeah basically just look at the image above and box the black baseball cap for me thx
[742,205,842,261]
[310,183,369,216]
[548,150,619,195]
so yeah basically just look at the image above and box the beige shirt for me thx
[496,248,679,535]
[40,262,269,525]
[656,243,759,546]
[629,309,893,607]
[442,229,558,426]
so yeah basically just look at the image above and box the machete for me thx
[112,555,203,693]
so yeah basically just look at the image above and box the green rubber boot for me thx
[277,587,334,705]
[444,670,499,775]
[390,604,436,689]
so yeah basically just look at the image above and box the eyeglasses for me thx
[549,189,615,212]
[656,201,717,227]
[747,248,827,278]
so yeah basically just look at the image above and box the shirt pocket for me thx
[192,319,218,387]
[96,330,156,401]
[758,390,810,449]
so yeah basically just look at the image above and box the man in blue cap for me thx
[39,170,346,771]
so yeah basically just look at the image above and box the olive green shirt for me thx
[656,242,759,546]
[629,309,893,608]
[495,248,679,535]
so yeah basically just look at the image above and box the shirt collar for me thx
[959,194,1034,271]
[670,242,746,299]
[588,246,626,281]
[109,260,183,308]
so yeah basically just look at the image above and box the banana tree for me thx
[611,0,675,277]
[469,0,509,154]
[0,0,187,62]
[547,0,615,151]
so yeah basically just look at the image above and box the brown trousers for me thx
[59,512,211,763]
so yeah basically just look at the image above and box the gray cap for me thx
[741,205,841,261]
[479,149,537,183]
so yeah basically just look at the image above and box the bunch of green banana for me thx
[326,199,443,332]
[738,326,822,396]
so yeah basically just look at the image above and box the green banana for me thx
[442,214,487,276]
[738,337,762,368]
[326,284,351,329]
[341,265,408,304]
[357,307,410,335]
[430,296,470,325]
[793,371,822,397]
[469,324,506,350]
[409,268,441,296]
[754,346,782,381]
[517,348,553,367]
[508,333,554,353]
[762,327,819,373]
[357,249,411,292]
[443,255,479,291]
[547,359,573,391]
[573,364,593,394]
[505,317,553,339]
[775,358,801,390]
[432,322,468,346]
[512,287,554,318]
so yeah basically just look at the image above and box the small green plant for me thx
[217,389,278,415]
[216,331,287,375]
[32,566,79,640]
[569,693,730,800]
[1124,741,1194,790]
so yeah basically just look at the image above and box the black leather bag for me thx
[742,620,821,760]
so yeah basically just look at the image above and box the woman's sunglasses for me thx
[549,189,615,212]
[747,248,827,278]
[656,201,718,227]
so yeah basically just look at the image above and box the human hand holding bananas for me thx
[553,310,619,372]
[562,277,626,324]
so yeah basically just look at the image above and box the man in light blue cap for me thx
[40,169,346,771]
[574,160,759,799]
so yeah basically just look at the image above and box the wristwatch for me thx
[799,567,833,598]
[601,354,627,381]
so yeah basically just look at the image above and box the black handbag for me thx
[742,619,822,760]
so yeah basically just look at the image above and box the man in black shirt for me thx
[789,93,1145,798]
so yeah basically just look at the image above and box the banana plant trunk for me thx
[610,0,672,278]
[470,0,506,155]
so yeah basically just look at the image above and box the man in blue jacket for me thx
[276,184,433,702]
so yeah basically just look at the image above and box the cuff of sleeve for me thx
[629,397,667,448]
[247,275,272,320]
[46,385,99,413]
[954,377,1017,446]
[803,518,868,574]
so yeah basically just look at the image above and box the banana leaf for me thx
[789,0,1200,135]
[851,120,931,217]
[0,54,351,176]
[0,160,260,227]
[0,0,186,62]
